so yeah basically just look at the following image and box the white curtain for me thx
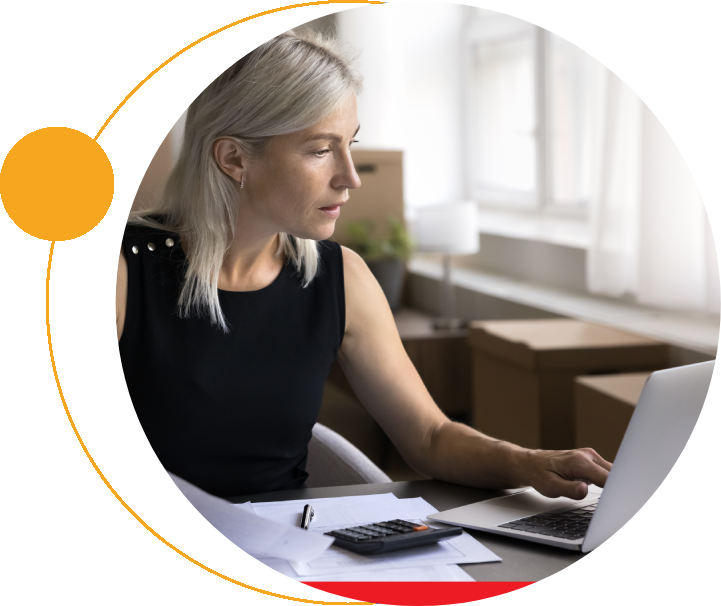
[587,70,720,314]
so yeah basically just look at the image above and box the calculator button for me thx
[366,525,394,535]
[332,530,364,540]
[375,523,401,533]
[356,530,382,538]
[412,525,429,531]
[358,526,386,536]
[391,520,417,528]
[382,525,411,533]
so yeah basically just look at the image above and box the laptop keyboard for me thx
[497,502,597,540]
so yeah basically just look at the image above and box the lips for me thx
[319,201,345,219]
[319,205,341,218]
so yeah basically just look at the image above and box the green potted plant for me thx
[344,216,413,311]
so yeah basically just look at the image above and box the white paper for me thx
[170,474,333,562]
[445,563,477,582]
[291,528,498,577]
[262,560,475,583]
[225,501,282,575]
[249,493,500,578]
[248,493,401,528]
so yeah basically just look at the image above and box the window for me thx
[466,11,601,214]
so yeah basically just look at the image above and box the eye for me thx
[314,149,331,157]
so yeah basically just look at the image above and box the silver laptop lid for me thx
[583,361,720,575]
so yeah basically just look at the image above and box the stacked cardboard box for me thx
[574,372,651,462]
[468,319,667,450]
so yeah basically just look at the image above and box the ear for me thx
[213,138,245,183]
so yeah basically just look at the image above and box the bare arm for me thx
[338,247,611,500]
[115,250,128,400]
[116,249,127,341]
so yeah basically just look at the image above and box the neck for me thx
[219,235,284,292]
[218,207,285,292]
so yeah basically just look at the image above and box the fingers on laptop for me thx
[578,449,612,487]
[534,476,588,500]
[563,480,590,501]
[561,448,611,488]
[531,448,611,499]
[589,449,613,471]
[583,448,612,472]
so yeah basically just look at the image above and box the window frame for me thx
[464,11,590,221]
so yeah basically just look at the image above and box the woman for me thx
[117,29,611,499]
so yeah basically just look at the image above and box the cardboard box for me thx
[468,319,667,450]
[574,372,651,462]
[333,149,404,246]
[395,309,471,418]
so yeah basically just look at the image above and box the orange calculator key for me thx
[412,525,429,531]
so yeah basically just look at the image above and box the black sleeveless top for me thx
[119,222,345,497]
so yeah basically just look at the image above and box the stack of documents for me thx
[242,493,501,582]
[170,474,500,583]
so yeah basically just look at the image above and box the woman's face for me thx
[242,94,362,242]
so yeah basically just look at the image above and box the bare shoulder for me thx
[340,244,368,275]
[116,248,128,341]
[340,245,395,338]
[340,245,384,298]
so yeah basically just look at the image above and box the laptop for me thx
[428,361,714,552]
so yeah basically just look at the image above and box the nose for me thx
[332,150,362,191]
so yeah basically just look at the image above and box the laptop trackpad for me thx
[429,486,604,530]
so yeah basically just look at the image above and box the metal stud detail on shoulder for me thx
[131,246,139,254]
[165,238,175,247]
[147,242,156,251]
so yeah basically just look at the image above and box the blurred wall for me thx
[132,113,185,211]
[130,14,337,212]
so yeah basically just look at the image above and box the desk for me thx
[232,480,584,582]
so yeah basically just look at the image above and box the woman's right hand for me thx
[520,447,612,500]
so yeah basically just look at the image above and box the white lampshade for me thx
[415,201,480,256]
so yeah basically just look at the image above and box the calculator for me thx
[324,519,462,555]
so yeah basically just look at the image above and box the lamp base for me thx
[432,317,467,330]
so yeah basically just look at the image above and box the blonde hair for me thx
[131,29,362,330]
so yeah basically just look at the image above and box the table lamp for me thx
[415,201,480,329]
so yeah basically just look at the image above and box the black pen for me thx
[300,504,314,530]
